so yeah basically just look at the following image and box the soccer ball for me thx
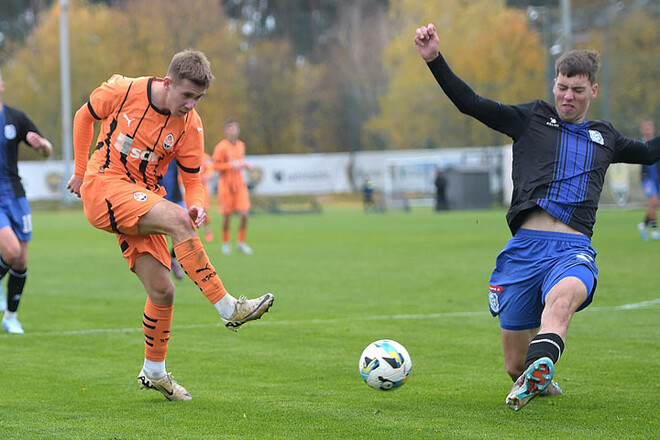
[359,339,412,390]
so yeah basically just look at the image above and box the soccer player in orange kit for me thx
[212,119,253,255]
[66,49,274,401]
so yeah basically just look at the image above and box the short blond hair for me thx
[167,49,214,88]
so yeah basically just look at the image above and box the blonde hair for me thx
[167,49,214,88]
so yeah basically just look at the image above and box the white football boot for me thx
[236,242,253,255]
[652,228,660,241]
[222,293,274,331]
[1,316,25,334]
[138,369,192,401]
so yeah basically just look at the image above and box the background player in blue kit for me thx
[414,23,660,410]
[637,119,659,241]
[0,68,53,334]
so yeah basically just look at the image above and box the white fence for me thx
[18,147,647,208]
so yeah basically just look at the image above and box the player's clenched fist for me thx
[414,23,440,63]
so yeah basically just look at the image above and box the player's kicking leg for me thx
[506,357,554,411]
[140,202,276,332]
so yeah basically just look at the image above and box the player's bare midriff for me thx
[520,207,583,235]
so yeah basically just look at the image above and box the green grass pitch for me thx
[0,205,658,439]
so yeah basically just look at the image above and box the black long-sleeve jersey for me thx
[427,55,660,237]
[0,104,42,199]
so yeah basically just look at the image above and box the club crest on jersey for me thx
[4,124,17,140]
[589,130,604,145]
[163,133,175,150]
[133,192,148,202]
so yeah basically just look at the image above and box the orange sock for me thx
[238,228,246,243]
[222,230,230,243]
[173,236,227,304]
[143,298,173,362]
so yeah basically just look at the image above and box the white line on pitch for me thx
[599,298,660,310]
[1,299,658,338]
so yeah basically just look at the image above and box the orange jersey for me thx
[73,74,205,208]
[212,139,247,192]
[201,152,215,181]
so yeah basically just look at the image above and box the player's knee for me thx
[0,244,22,266]
[148,277,176,304]
[169,205,195,233]
[546,293,574,317]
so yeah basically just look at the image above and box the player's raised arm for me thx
[414,23,526,139]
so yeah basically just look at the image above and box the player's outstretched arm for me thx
[414,23,440,62]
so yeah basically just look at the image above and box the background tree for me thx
[224,0,390,153]
[2,0,246,158]
[119,0,246,153]
[243,39,303,154]
[0,0,117,160]
[0,0,54,64]
[2,0,660,159]
[321,1,390,152]
[604,7,660,137]
[366,0,545,150]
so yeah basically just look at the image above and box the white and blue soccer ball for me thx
[359,339,412,390]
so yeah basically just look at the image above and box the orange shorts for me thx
[80,174,170,270]
[218,183,250,215]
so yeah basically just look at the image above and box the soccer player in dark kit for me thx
[414,23,660,410]
[0,68,53,334]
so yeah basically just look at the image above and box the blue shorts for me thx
[0,197,32,242]
[642,178,660,198]
[488,228,598,331]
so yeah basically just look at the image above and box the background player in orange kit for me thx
[212,119,253,255]
[200,152,215,242]
[66,49,274,401]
